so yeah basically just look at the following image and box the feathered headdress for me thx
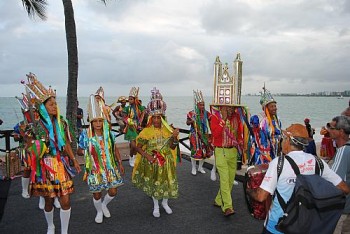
[147,87,166,116]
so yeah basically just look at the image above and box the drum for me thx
[243,164,271,220]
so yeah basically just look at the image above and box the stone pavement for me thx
[0,152,264,234]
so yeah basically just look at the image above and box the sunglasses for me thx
[326,122,339,130]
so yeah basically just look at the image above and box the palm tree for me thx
[21,0,109,152]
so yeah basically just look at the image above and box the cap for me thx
[304,118,310,123]
[117,96,128,103]
[283,123,309,139]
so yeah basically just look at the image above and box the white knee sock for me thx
[191,159,197,175]
[93,198,103,223]
[21,177,30,198]
[102,194,114,218]
[60,208,71,234]
[198,160,206,173]
[44,208,55,234]
[152,197,160,218]
[39,196,45,210]
[103,193,114,206]
[161,198,173,214]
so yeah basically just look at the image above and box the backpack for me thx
[274,155,346,234]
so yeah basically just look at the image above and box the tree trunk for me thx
[62,0,78,153]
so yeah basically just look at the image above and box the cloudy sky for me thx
[0,0,349,98]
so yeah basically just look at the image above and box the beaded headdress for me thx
[24,72,56,105]
[129,87,139,98]
[87,94,105,122]
[147,87,166,116]
[259,84,276,108]
[193,90,204,104]
[95,86,105,101]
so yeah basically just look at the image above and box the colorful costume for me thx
[132,87,179,218]
[249,115,271,165]
[187,90,213,175]
[123,87,145,141]
[20,72,78,234]
[258,85,282,161]
[210,53,249,216]
[79,97,123,193]
[78,94,124,224]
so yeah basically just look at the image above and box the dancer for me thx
[13,96,60,209]
[21,73,81,234]
[186,90,213,176]
[78,94,124,224]
[258,84,282,161]
[132,87,180,218]
[123,87,145,167]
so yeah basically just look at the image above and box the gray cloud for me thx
[0,0,349,98]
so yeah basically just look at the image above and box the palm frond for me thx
[21,0,48,21]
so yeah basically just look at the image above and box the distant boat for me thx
[337,95,344,99]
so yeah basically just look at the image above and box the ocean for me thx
[0,95,348,150]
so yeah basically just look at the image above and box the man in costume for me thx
[123,87,145,167]
[132,87,180,218]
[186,90,213,176]
[78,93,124,224]
[259,84,282,161]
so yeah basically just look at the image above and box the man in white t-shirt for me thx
[247,123,350,234]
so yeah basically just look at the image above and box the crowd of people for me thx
[9,71,350,233]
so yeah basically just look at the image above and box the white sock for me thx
[191,159,197,175]
[54,197,61,209]
[60,208,71,234]
[152,197,160,218]
[161,198,173,214]
[44,208,55,234]
[198,160,206,173]
[103,193,114,206]
[93,198,103,223]
[39,196,45,210]
[21,177,30,198]
[102,194,114,218]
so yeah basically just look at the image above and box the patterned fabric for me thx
[29,118,74,198]
[123,105,145,141]
[187,110,213,159]
[132,126,179,200]
[79,127,123,193]
[259,110,282,160]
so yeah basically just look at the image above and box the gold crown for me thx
[129,87,139,98]
[193,90,204,104]
[25,73,56,104]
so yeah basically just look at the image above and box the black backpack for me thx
[274,155,346,234]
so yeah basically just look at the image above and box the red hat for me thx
[304,118,310,123]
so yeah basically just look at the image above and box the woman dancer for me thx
[78,94,124,223]
[132,87,180,218]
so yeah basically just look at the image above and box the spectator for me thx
[247,123,349,234]
[112,96,127,132]
[303,118,317,156]
[328,116,350,234]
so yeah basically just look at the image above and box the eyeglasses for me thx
[326,122,339,130]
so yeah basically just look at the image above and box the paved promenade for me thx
[0,153,264,234]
